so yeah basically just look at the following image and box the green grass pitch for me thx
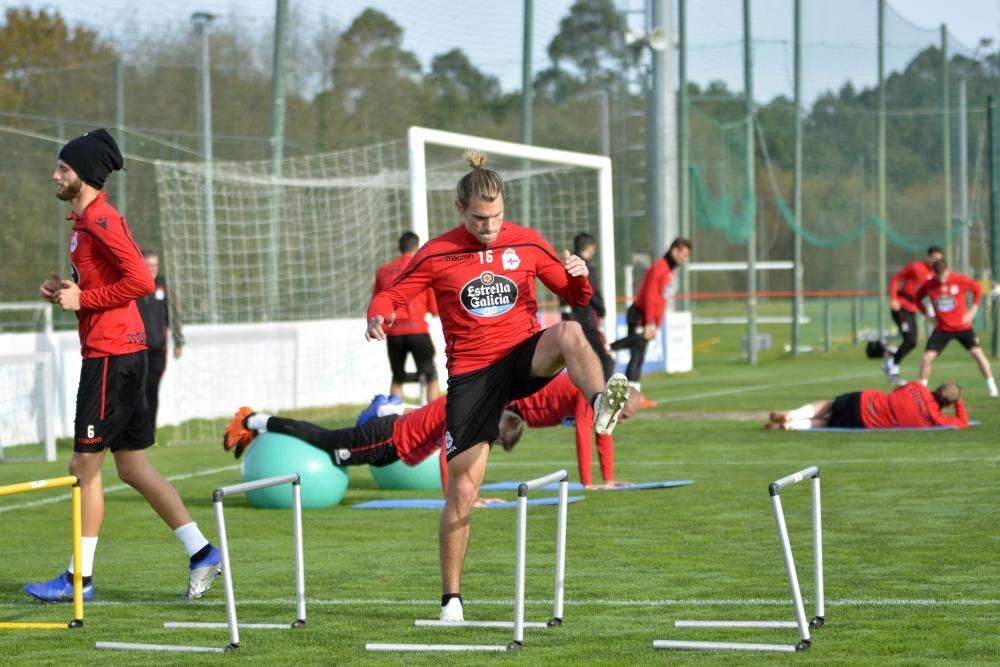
[1,326,998,665]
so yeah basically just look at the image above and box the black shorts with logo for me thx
[444,331,557,462]
[829,391,864,429]
[926,328,980,353]
[74,351,154,453]
[386,333,438,384]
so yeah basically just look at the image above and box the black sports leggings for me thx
[265,415,399,466]
[891,309,918,364]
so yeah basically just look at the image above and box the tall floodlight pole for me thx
[941,25,952,265]
[192,11,219,323]
[958,78,970,274]
[791,0,803,356]
[267,0,289,318]
[744,0,757,365]
[114,59,126,216]
[678,0,689,308]
[648,0,677,259]
[877,0,887,340]
[520,0,533,228]
[989,97,999,357]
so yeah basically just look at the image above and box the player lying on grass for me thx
[222,373,640,492]
[765,381,968,431]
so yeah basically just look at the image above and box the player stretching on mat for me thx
[365,151,629,623]
[222,374,640,491]
[914,260,998,398]
[766,381,968,430]
[28,129,221,603]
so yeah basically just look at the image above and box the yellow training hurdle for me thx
[0,475,83,629]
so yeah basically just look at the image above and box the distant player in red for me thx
[766,381,968,430]
[372,231,441,401]
[29,129,220,604]
[914,260,997,397]
[610,237,692,407]
[365,151,630,623]
[885,246,942,383]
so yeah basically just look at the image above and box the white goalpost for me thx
[149,129,615,445]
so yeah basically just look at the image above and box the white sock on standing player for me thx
[920,378,929,386]
[787,404,815,420]
[247,414,270,432]
[174,522,210,558]
[67,536,99,577]
[987,378,998,396]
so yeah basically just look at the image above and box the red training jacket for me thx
[68,192,154,358]
[371,253,438,335]
[860,383,968,429]
[634,257,674,327]
[509,373,614,486]
[367,222,592,375]
[914,272,981,333]
[889,260,935,313]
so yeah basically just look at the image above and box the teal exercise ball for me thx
[241,431,348,509]
[369,455,442,490]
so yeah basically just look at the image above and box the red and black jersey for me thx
[860,383,968,429]
[634,257,674,327]
[372,253,438,335]
[889,260,935,313]
[509,373,613,486]
[368,222,592,375]
[68,193,154,358]
[914,272,981,332]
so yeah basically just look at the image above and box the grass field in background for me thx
[1,327,998,665]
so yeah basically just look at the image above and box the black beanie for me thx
[58,128,124,190]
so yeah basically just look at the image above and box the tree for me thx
[421,48,511,134]
[537,0,626,102]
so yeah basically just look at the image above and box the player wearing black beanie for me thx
[58,128,124,190]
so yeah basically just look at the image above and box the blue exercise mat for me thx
[480,480,693,492]
[802,420,979,433]
[352,496,585,510]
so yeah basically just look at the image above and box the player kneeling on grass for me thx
[766,381,968,431]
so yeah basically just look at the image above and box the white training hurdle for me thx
[366,469,570,653]
[654,466,824,652]
[96,473,306,653]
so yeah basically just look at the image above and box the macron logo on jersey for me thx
[460,271,518,318]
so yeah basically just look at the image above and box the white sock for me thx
[174,522,210,558]
[988,378,997,392]
[789,418,812,431]
[920,378,928,386]
[247,413,270,432]
[628,381,641,392]
[68,536,99,577]
[787,404,815,420]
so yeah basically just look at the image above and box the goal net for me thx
[154,127,614,446]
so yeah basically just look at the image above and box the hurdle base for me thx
[507,640,523,652]
[95,641,226,653]
[0,622,74,630]
[226,643,239,653]
[675,620,798,629]
[366,642,512,652]
[70,619,83,629]
[293,618,306,628]
[653,639,802,652]
[415,619,549,629]
[809,615,825,629]
[547,617,563,627]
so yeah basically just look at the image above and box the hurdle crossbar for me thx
[0,475,82,630]
[655,466,823,653]
[97,473,305,654]
[368,469,570,653]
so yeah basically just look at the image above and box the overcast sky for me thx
[5,0,998,99]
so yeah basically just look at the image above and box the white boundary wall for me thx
[0,319,448,443]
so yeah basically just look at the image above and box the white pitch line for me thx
[646,361,965,404]
[2,597,997,609]
[0,464,240,514]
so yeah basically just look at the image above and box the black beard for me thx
[56,178,82,201]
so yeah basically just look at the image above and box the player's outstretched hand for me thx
[562,250,588,278]
[365,313,396,341]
